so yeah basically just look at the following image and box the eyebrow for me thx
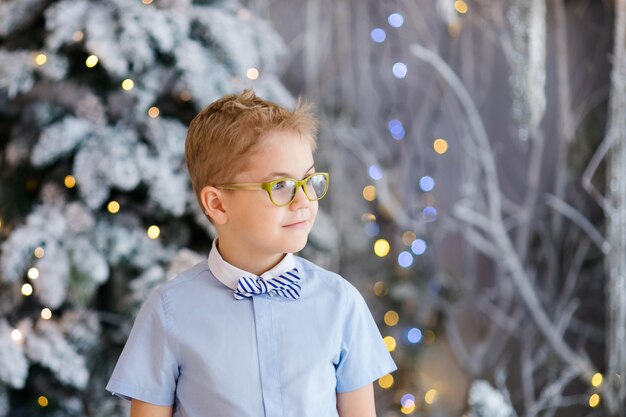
[263,164,315,181]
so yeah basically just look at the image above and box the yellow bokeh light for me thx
[362,185,377,201]
[401,401,416,414]
[107,201,120,214]
[433,138,448,154]
[424,330,436,344]
[64,175,76,189]
[591,372,603,387]
[122,79,135,91]
[73,31,84,42]
[384,310,400,326]
[383,336,397,352]
[373,281,388,297]
[374,239,390,257]
[41,308,52,320]
[35,53,47,66]
[362,213,376,222]
[424,389,438,405]
[38,396,49,407]
[378,374,394,389]
[147,225,161,239]
[246,68,260,80]
[401,231,417,246]
[34,247,45,258]
[85,55,99,68]
[148,106,160,118]
[10,329,22,342]
[27,268,39,280]
[454,0,469,14]
[142,0,154,4]
[589,393,600,408]
[22,283,33,296]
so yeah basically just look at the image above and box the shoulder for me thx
[151,261,214,305]
[294,256,364,304]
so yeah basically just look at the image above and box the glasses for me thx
[218,172,329,207]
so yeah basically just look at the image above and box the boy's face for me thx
[217,130,319,265]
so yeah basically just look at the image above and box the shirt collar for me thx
[207,239,296,291]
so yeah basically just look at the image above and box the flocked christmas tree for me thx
[0,1,319,415]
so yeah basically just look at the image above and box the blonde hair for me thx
[185,89,318,210]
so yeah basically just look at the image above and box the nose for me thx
[289,184,310,210]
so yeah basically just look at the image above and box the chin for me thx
[283,236,308,254]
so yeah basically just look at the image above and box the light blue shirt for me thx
[106,252,397,417]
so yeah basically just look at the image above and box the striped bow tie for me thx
[234,268,301,300]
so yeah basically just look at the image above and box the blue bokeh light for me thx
[411,238,427,255]
[388,119,405,140]
[419,176,435,192]
[388,13,404,28]
[401,393,416,407]
[398,251,413,268]
[407,327,423,343]
[392,62,407,79]
[364,222,380,237]
[370,28,386,43]
[422,206,438,222]
[368,164,383,180]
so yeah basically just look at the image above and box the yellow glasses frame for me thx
[218,172,329,207]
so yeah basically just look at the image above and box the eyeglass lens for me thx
[271,174,327,205]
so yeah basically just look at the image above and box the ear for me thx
[200,186,228,225]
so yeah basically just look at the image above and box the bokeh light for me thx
[370,28,386,43]
[64,175,76,188]
[369,164,383,180]
[384,310,399,326]
[22,283,33,296]
[35,53,47,66]
[10,329,22,342]
[392,62,408,79]
[38,396,49,407]
[147,225,160,239]
[364,222,380,237]
[374,239,390,257]
[455,0,469,14]
[433,138,448,154]
[246,67,260,80]
[388,119,405,140]
[422,206,438,222]
[384,336,397,351]
[34,247,45,258]
[424,389,438,404]
[27,268,39,279]
[122,79,135,90]
[407,327,423,343]
[402,231,416,245]
[148,106,160,118]
[592,373,603,387]
[85,55,98,68]
[419,176,435,192]
[363,185,377,201]
[378,374,394,389]
[41,308,52,320]
[589,393,600,408]
[388,13,404,28]
[411,239,427,255]
[398,251,413,268]
[374,281,389,296]
[424,330,436,344]
[72,31,84,42]
[107,201,120,214]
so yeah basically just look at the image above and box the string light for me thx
[27,268,39,279]
[454,0,469,14]
[378,374,394,389]
[72,31,84,42]
[85,55,98,68]
[35,53,47,66]
[38,396,49,407]
[388,119,405,140]
[422,206,438,222]
[388,13,404,28]
[34,247,45,258]
[407,328,422,343]
[122,79,135,91]
[419,176,435,191]
[147,225,160,239]
[592,373,603,387]
[433,138,448,154]
[368,164,383,180]
[398,251,413,267]
[374,239,390,257]
[22,283,33,296]
[384,310,399,326]
[363,185,377,201]
[64,175,76,189]
[401,398,416,414]
[383,336,397,352]
[411,239,427,255]
[392,62,407,79]
[41,308,52,320]
[107,201,120,214]
[589,393,600,408]
[246,68,260,80]
[10,329,23,342]
[424,389,438,405]
[148,106,160,118]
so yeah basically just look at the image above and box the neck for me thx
[216,238,285,276]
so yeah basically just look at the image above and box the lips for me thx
[283,220,308,227]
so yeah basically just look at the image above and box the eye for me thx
[272,179,295,191]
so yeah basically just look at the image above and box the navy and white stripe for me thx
[234,268,301,300]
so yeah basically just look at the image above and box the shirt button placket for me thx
[252,295,284,417]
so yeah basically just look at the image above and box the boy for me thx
[106,90,397,417]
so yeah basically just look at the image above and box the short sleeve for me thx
[105,288,179,406]
[334,283,397,393]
